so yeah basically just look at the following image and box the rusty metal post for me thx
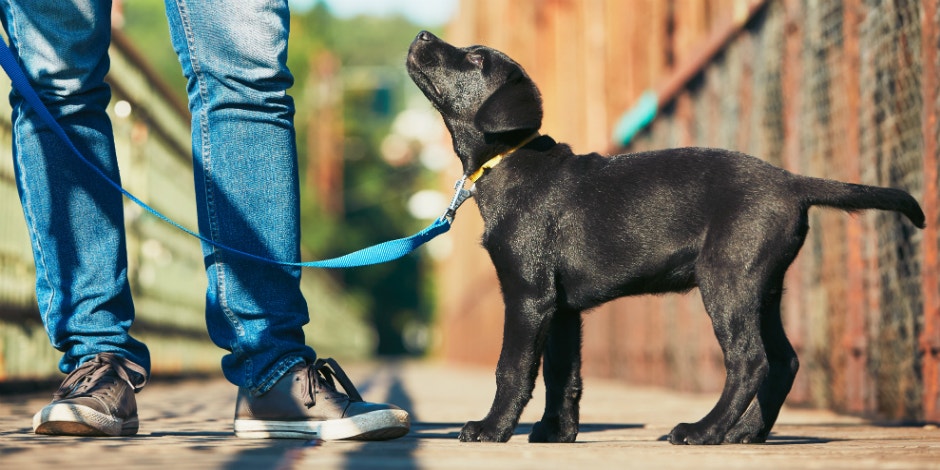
[838,0,872,415]
[655,0,771,107]
[919,0,940,424]
[780,0,809,405]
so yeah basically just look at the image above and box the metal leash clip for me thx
[443,176,473,222]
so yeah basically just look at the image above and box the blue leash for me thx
[0,38,465,269]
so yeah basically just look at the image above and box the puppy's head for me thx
[406,31,542,173]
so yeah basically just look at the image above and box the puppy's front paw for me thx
[723,423,768,444]
[667,422,724,445]
[529,419,578,443]
[458,420,512,442]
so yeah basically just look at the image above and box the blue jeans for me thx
[2,0,316,394]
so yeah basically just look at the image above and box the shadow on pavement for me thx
[408,421,645,440]
[763,435,843,445]
[655,433,841,445]
[341,364,420,470]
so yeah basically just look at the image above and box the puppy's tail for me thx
[795,176,926,228]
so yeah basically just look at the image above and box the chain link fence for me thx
[629,0,936,420]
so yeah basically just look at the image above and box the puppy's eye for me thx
[467,53,484,67]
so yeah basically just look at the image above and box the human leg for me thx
[162,0,409,439]
[162,0,314,393]
[0,0,150,436]
[0,0,150,376]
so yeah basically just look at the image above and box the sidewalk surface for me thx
[1,360,939,469]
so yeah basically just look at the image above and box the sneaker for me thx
[234,358,410,440]
[33,352,148,436]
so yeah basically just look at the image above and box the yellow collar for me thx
[467,133,540,184]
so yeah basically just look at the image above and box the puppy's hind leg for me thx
[530,309,583,443]
[668,270,769,445]
[724,282,799,443]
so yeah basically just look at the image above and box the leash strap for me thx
[0,37,452,269]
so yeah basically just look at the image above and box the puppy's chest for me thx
[478,200,566,254]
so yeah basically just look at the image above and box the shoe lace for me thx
[53,352,148,400]
[300,358,364,408]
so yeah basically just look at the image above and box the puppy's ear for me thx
[473,70,543,134]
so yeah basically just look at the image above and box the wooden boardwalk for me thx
[1,361,938,469]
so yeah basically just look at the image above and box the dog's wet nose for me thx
[417,30,435,42]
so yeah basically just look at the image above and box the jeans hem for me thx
[250,355,310,397]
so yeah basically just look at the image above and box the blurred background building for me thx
[0,0,937,424]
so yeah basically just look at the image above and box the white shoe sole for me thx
[33,403,138,436]
[234,409,410,440]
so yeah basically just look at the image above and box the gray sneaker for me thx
[234,358,410,440]
[33,352,148,436]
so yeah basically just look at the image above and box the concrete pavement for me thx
[1,360,939,469]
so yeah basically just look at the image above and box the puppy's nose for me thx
[417,30,435,42]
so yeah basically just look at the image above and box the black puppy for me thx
[406,31,925,445]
